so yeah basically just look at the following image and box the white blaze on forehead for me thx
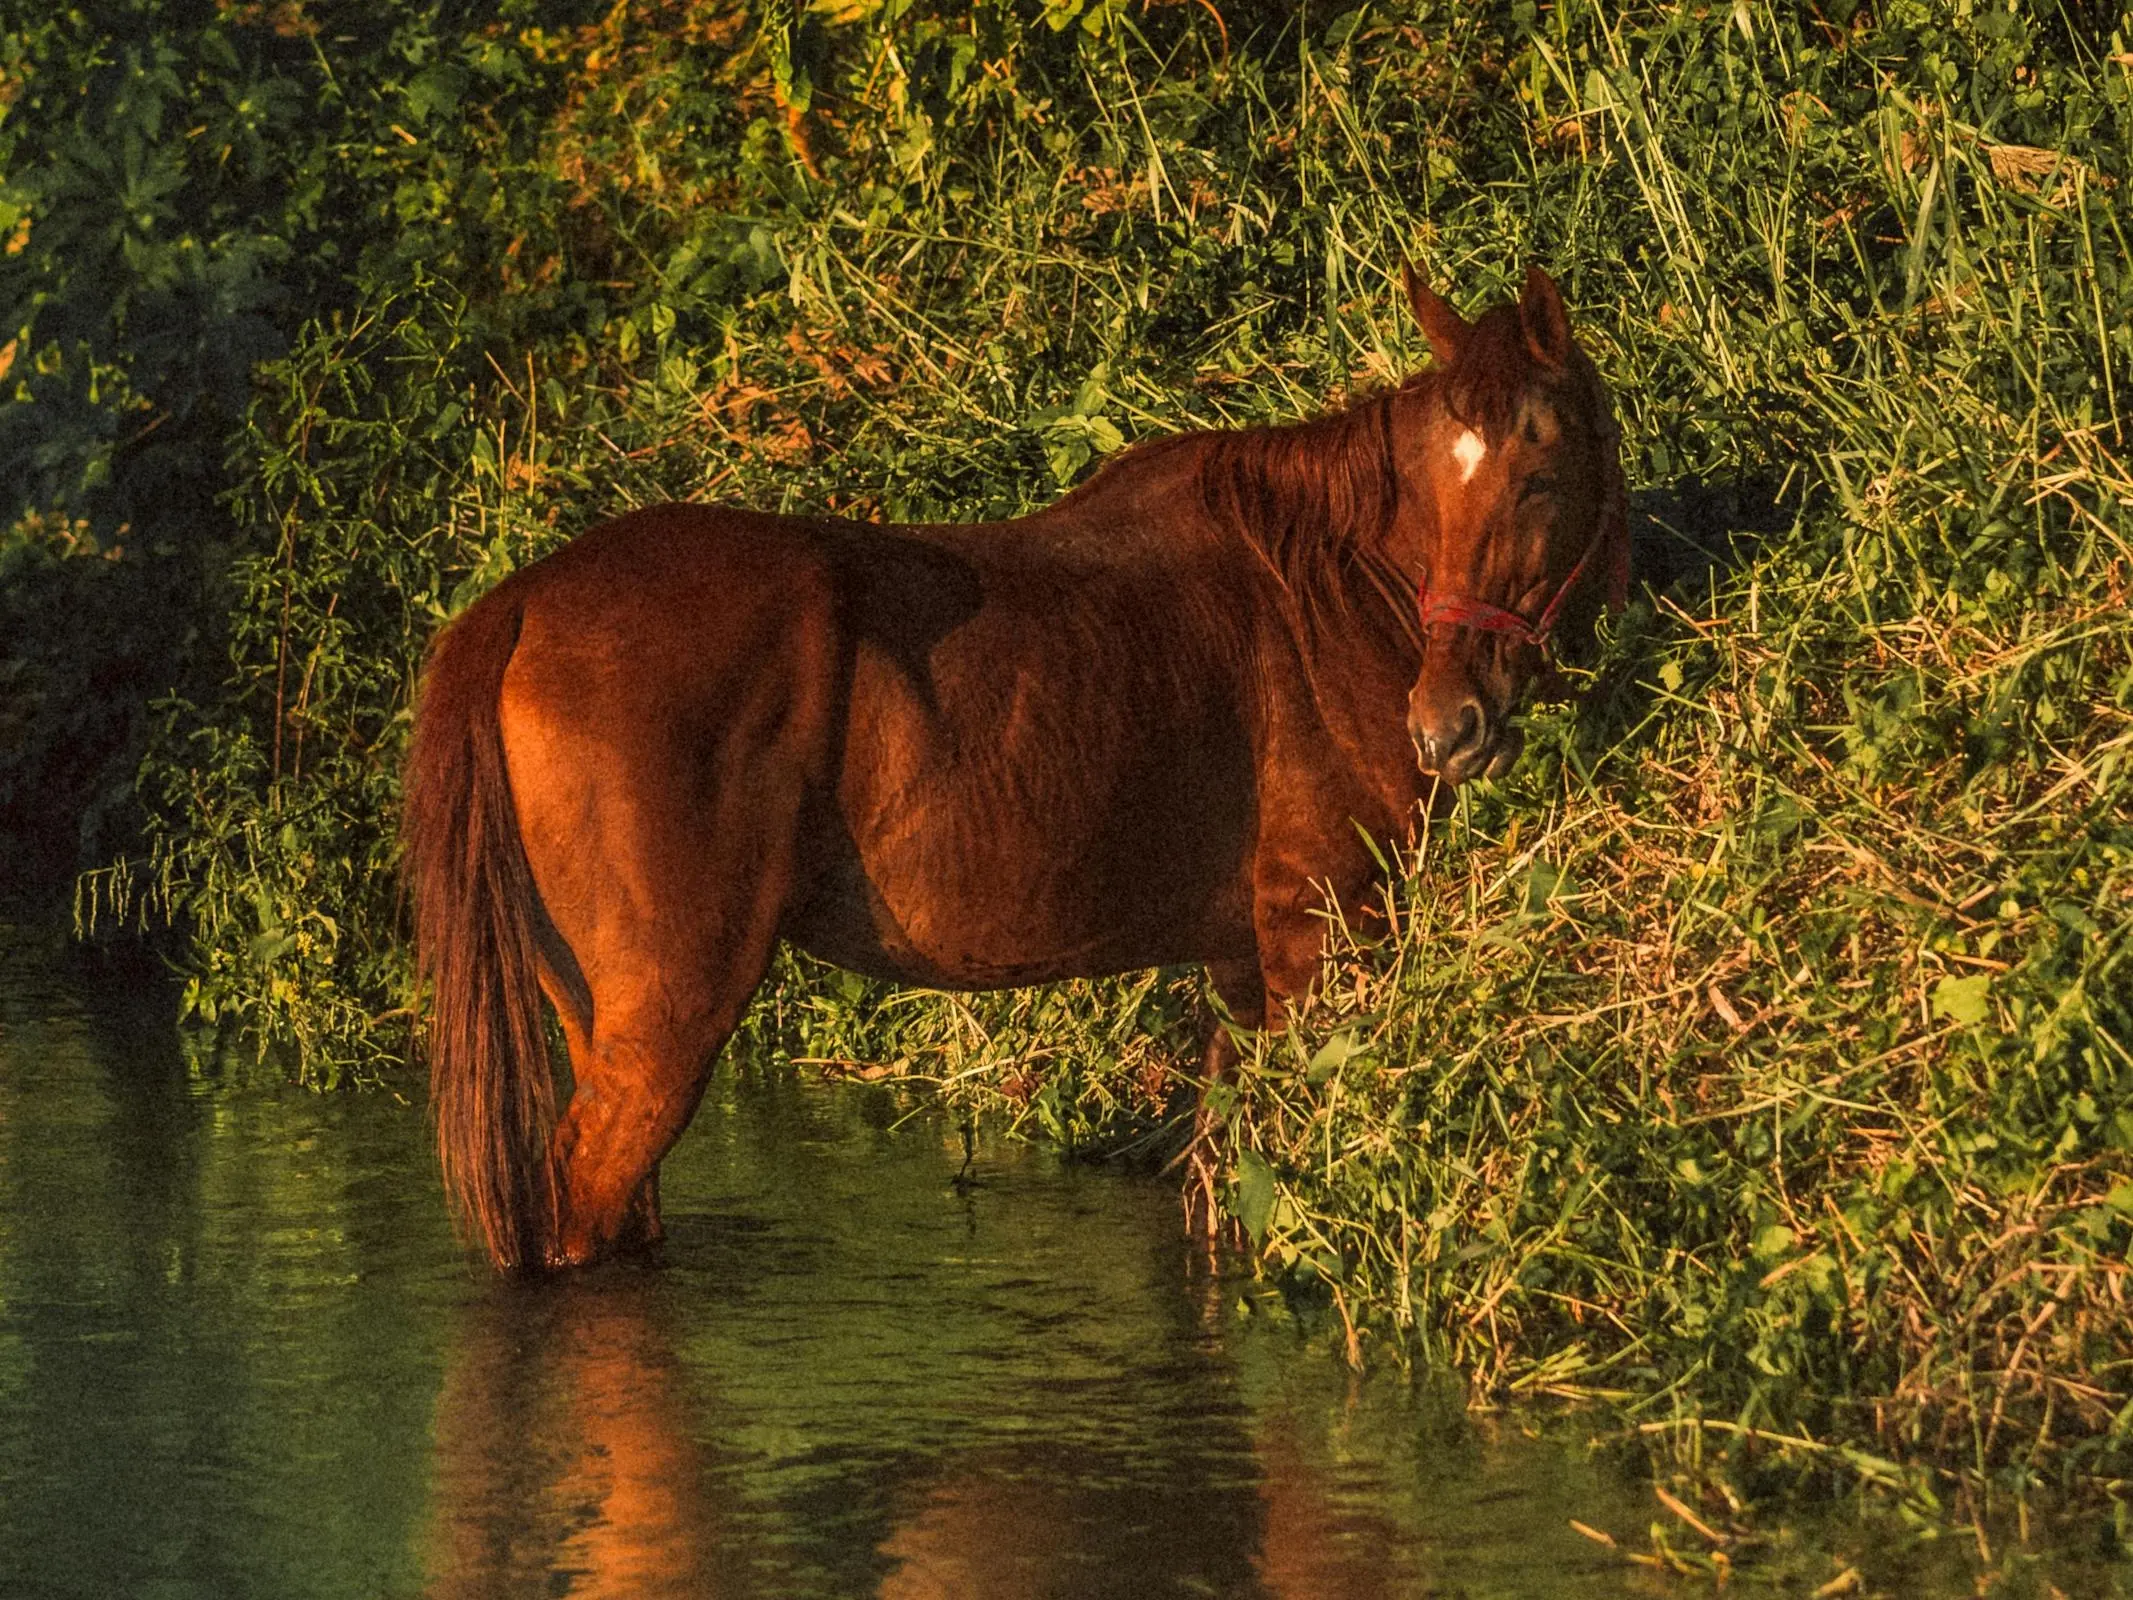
[1451,428,1487,483]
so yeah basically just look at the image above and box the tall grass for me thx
[44,0,2132,1543]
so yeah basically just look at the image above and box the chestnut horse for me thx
[403,265,1628,1271]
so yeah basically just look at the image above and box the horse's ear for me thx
[1403,262,1470,366]
[1519,264,1572,368]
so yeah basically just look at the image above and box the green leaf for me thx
[404,64,468,124]
[2050,902,2102,938]
[1930,974,1992,1026]
[1324,9,1369,47]
[1071,363,1109,415]
[1523,859,1562,914]
[1044,437,1090,483]
[1752,1224,1795,1260]
[1232,1149,1275,1244]
[248,931,295,963]
[1307,1031,1365,1085]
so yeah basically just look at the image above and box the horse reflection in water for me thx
[424,1275,728,1599]
[422,1276,1411,1599]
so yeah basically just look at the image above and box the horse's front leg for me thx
[1183,959,1266,1238]
[1181,850,1378,1240]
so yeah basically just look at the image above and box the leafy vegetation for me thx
[9,0,2132,1566]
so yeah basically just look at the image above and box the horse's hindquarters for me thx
[455,495,1269,1262]
[493,508,843,1264]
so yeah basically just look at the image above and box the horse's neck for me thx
[1272,571,1428,824]
[1053,439,1426,819]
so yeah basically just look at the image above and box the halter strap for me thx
[1416,528,1601,650]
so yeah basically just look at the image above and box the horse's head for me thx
[1385,265,1628,786]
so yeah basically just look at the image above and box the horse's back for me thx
[507,500,839,654]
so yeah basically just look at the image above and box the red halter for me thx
[1415,528,1601,650]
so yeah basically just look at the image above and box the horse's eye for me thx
[1519,473,1557,503]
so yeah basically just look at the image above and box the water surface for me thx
[0,922,2071,1598]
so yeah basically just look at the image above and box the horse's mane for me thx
[1191,307,1545,646]
[1194,386,1410,644]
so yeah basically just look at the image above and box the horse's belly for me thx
[785,598,1260,988]
[783,732,1258,990]
[783,830,1247,991]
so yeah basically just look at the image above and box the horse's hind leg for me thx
[619,1166,664,1252]
[527,795,805,1268]
[540,996,670,1258]
[503,609,834,1270]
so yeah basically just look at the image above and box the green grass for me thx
[14,0,2132,1565]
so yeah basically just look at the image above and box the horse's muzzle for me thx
[1409,701,1523,785]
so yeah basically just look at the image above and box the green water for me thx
[0,923,2104,1599]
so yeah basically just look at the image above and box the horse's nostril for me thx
[1445,700,1488,765]
[1452,702,1482,755]
[1412,699,1491,778]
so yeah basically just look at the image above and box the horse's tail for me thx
[402,585,557,1272]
